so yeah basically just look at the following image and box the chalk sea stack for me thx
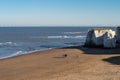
[85,28,116,48]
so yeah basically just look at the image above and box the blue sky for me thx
[0,0,120,26]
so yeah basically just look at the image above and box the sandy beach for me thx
[0,46,120,80]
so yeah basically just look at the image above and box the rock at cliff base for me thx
[103,32,116,48]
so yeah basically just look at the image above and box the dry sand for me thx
[0,47,120,80]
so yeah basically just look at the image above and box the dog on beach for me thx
[63,54,67,58]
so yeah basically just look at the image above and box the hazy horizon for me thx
[0,0,120,26]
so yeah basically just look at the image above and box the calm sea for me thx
[0,27,115,59]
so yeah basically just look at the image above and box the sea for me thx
[0,27,116,59]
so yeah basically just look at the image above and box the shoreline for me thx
[1,45,120,62]
[0,46,120,80]
[0,46,81,60]
[0,47,55,60]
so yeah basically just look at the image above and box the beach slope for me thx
[0,47,120,80]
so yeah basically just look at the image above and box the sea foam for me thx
[0,42,17,47]
[47,35,86,39]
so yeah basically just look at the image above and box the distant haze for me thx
[0,0,120,26]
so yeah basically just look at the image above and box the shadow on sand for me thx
[103,56,120,65]
[61,46,120,65]
[62,46,120,55]
[53,56,66,59]
[53,54,67,59]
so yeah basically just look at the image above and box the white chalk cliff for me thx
[116,27,120,43]
[85,28,116,48]
[103,31,116,48]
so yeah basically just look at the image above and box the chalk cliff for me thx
[85,28,116,48]
[116,27,120,43]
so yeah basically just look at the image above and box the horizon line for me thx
[0,25,118,27]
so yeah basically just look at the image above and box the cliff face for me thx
[103,31,116,48]
[116,27,120,43]
[85,28,116,48]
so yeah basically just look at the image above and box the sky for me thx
[0,0,120,26]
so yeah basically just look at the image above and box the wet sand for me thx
[0,47,120,80]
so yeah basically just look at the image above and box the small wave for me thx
[48,35,86,39]
[10,50,39,57]
[63,32,86,34]
[30,36,45,38]
[0,50,38,59]
[0,48,52,59]
[0,42,17,47]
[31,35,86,39]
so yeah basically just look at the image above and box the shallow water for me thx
[0,27,115,59]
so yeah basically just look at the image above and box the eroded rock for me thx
[85,28,116,48]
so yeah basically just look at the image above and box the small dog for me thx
[63,54,67,58]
